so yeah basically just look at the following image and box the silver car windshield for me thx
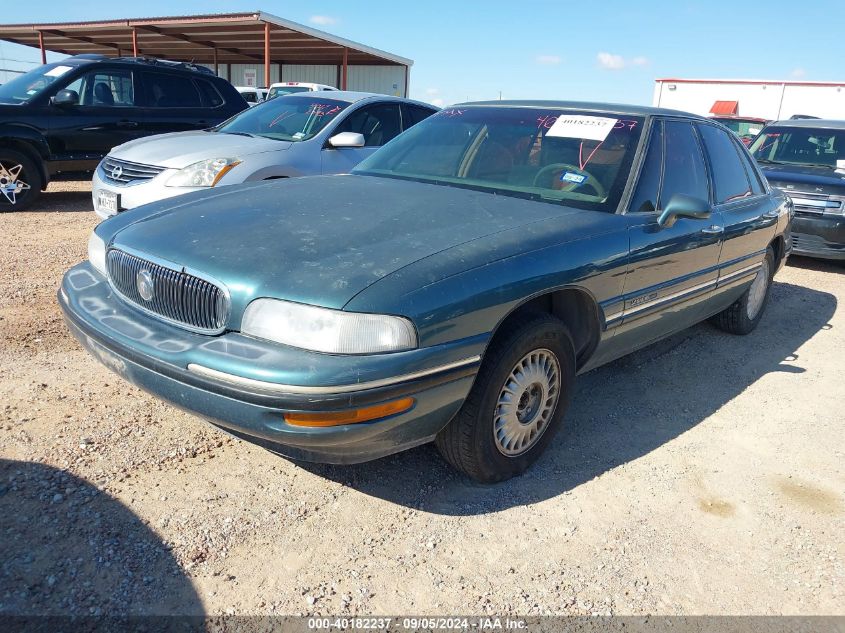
[216,96,348,142]
[354,106,644,212]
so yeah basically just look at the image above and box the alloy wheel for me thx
[0,162,31,205]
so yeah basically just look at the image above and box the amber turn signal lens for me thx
[283,397,415,427]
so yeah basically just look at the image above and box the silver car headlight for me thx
[165,158,241,188]
[241,299,418,354]
[87,231,107,276]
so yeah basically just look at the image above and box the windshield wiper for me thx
[220,131,255,138]
[755,158,784,165]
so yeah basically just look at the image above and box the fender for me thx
[0,123,51,183]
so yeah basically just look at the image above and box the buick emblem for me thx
[111,165,123,180]
[136,269,154,301]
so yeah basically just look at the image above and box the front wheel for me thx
[0,149,42,211]
[435,313,576,483]
[711,246,775,335]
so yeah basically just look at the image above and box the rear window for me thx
[698,123,753,204]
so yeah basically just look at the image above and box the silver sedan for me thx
[92,91,437,218]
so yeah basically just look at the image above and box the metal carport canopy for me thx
[0,11,413,92]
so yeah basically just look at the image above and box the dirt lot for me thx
[1,181,843,617]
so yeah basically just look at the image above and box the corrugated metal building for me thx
[218,63,407,97]
[0,11,412,97]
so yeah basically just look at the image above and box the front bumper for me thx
[92,169,203,220]
[58,262,483,463]
[791,215,845,261]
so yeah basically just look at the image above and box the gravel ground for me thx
[1,181,843,617]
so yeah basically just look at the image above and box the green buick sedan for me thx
[59,101,792,482]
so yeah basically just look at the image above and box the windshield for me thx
[751,126,845,168]
[216,96,348,142]
[267,86,312,99]
[353,106,644,212]
[0,62,77,104]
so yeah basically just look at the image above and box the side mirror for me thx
[657,194,711,228]
[328,132,365,148]
[51,89,79,107]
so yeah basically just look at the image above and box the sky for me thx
[1,0,842,107]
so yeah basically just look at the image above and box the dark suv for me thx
[750,120,845,261]
[0,55,248,210]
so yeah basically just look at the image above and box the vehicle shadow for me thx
[0,459,203,616]
[787,254,843,274]
[298,281,837,515]
[27,190,93,214]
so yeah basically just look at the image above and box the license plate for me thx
[97,189,120,215]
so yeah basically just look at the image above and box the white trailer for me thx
[653,78,845,120]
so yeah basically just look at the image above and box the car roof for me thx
[54,54,217,77]
[282,90,437,108]
[711,115,769,122]
[455,100,708,121]
[766,119,845,130]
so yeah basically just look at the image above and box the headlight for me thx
[166,158,241,188]
[87,231,107,276]
[241,299,418,354]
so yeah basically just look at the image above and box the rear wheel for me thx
[0,149,42,211]
[435,313,576,483]
[711,246,775,335]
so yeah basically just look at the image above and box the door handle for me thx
[700,225,724,235]
[117,120,138,128]
[762,210,779,220]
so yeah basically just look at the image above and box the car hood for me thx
[104,175,585,318]
[109,131,292,169]
[762,164,845,197]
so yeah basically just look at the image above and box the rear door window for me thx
[698,123,753,203]
[660,120,710,208]
[142,72,202,108]
[403,104,437,128]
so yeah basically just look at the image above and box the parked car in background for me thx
[266,81,337,100]
[750,119,845,261]
[235,86,267,106]
[0,55,248,210]
[711,116,769,146]
[62,101,791,482]
[92,92,437,218]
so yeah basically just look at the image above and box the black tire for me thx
[0,148,43,212]
[710,246,775,335]
[435,312,576,483]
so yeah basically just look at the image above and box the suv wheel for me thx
[435,312,576,483]
[711,246,775,335]
[0,149,42,212]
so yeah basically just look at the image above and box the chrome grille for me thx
[100,157,166,185]
[782,190,844,216]
[106,249,229,333]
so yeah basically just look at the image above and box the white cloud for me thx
[535,54,562,65]
[790,67,806,78]
[309,15,338,26]
[597,52,648,70]
[430,98,445,107]
[425,87,440,96]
